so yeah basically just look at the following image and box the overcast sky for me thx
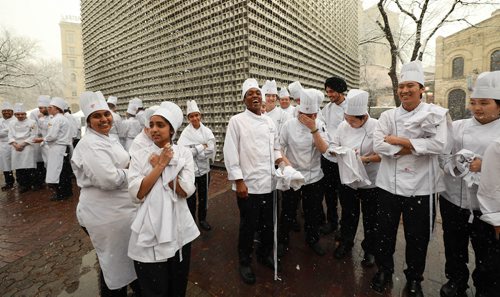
[0,0,498,62]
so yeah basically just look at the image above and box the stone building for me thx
[434,9,500,120]
[81,0,360,161]
[59,16,86,111]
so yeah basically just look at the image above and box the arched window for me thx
[452,57,464,78]
[448,89,467,120]
[491,50,500,71]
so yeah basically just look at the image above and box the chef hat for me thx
[153,102,184,133]
[37,95,51,107]
[13,103,26,113]
[471,71,500,100]
[50,97,66,112]
[400,60,425,86]
[262,80,278,95]
[278,87,290,98]
[186,100,200,116]
[1,102,13,111]
[143,105,160,126]
[345,89,369,116]
[130,97,143,108]
[95,91,106,101]
[241,78,261,101]
[298,89,322,114]
[127,101,138,115]
[288,81,303,99]
[79,91,110,120]
[107,96,118,106]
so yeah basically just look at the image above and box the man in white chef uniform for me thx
[29,95,51,189]
[263,80,291,135]
[371,61,450,297]
[0,102,15,191]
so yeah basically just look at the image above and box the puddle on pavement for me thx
[57,249,98,297]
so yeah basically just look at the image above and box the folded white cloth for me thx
[403,107,447,137]
[275,165,305,191]
[329,146,371,189]
[447,148,481,187]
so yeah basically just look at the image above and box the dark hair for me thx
[495,99,500,107]
[355,114,367,120]
[324,76,347,93]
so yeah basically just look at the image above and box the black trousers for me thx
[320,157,341,227]
[134,244,191,297]
[16,168,36,189]
[375,189,435,282]
[3,171,14,186]
[338,185,379,254]
[237,193,274,265]
[187,173,210,222]
[34,161,46,187]
[280,181,323,246]
[57,149,73,198]
[440,197,500,294]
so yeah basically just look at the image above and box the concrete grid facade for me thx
[81,0,359,161]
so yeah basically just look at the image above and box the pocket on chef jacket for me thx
[395,156,418,188]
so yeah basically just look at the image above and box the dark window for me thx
[491,50,500,71]
[452,57,464,78]
[448,89,467,120]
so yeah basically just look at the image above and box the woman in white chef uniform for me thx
[71,91,140,296]
[128,103,199,296]
[330,89,380,266]
[440,71,500,297]
[8,103,38,193]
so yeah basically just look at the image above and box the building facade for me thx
[81,0,360,161]
[59,16,86,111]
[434,9,500,120]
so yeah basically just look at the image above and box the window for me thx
[69,59,75,68]
[72,90,77,97]
[448,89,467,120]
[66,32,75,43]
[491,50,500,71]
[71,73,76,82]
[68,47,75,55]
[452,57,464,78]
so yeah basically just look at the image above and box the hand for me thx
[469,158,482,173]
[396,147,412,156]
[203,144,208,149]
[235,179,248,199]
[149,153,159,167]
[157,143,174,168]
[33,137,43,143]
[168,177,177,191]
[298,114,316,131]
[384,135,401,145]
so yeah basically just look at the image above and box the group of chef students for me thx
[224,62,500,297]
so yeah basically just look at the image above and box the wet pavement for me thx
[0,168,476,297]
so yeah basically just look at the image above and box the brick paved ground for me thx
[0,168,476,297]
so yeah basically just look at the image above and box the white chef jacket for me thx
[441,117,500,210]
[332,117,380,189]
[72,128,138,290]
[64,112,78,140]
[123,117,142,151]
[266,107,291,135]
[29,110,50,163]
[0,117,14,171]
[280,118,328,185]
[223,109,282,194]
[178,123,216,177]
[373,103,449,197]
[477,138,500,226]
[135,110,146,130]
[44,113,73,184]
[320,100,348,162]
[8,118,38,170]
[109,111,125,143]
[128,144,199,263]
[128,129,153,156]
[281,106,296,117]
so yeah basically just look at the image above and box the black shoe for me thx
[19,186,30,193]
[440,280,468,297]
[370,271,392,293]
[319,222,336,235]
[257,255,281,272]
[334,243,351,259]
[1,184,14,191]
[239,265,256,285]
[199,220,212,231]
[292,219,300,232]
[406,280,424,297]
[361,253,376,268]
[310,242,325,256]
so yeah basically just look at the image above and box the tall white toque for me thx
[130,97,143,108]
[241,78,260,101]
[471,71,500,100]
[107,96,118,106]
[13,103,26,113]
[288,81,303,99]
[186,100,200,116]
[278,87,290,98]
[155,102,184,133]
[400,60,425,86]
[262,80,278,95]
[50,97,66,111]
[37,95,51,107]
[1,102,13,111]
[143,105,160,126]
[79,91,110,121]
[298,88,323,114]
[345,89,369,116]
[127,101,138,115]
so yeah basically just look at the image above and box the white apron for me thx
[11,145,36,170]
[45,144,68,184]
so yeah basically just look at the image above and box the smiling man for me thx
[223,78,283,285]
[371,61,451,297]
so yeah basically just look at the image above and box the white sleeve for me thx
[373,111,402,157]
[478,141,500,226]
[82,147,128,191]
[177,148,196,198]
[223,118,243,181]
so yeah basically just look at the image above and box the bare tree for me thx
[369,0,498,106]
